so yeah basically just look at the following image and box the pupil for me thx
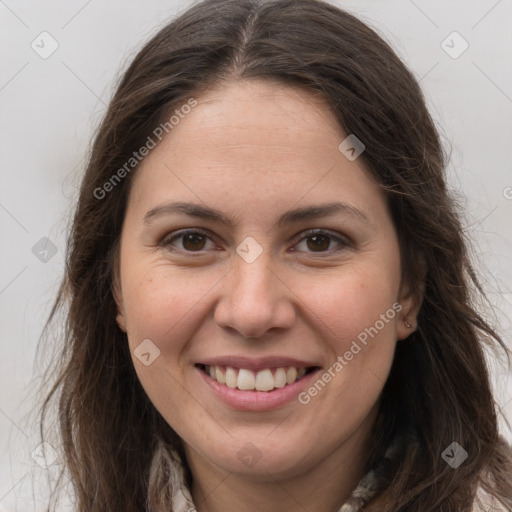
[184,233,206,251]
[307,235,329,251]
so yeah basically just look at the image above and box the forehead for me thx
[127,79,385,222]
[164,79,344,160]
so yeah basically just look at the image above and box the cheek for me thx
[119,265,219,424]
[292,265,400,415]
[298,268,399,349]
[289,273,399,436]
[121,261,220,350]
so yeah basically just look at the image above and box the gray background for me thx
[1,1,511,510]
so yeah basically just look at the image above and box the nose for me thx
[214,253,296,339]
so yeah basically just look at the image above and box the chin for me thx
[190,434,319,480]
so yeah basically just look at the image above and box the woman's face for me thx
[115,80,417,479]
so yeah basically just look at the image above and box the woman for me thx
[39,0,512,510]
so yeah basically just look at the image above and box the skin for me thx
[114,79,421,512]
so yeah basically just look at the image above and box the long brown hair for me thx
[38,0,512,510]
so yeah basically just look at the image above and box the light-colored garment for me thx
[472,486,509,512]
[165,440,394,512]
[164,444,505,512]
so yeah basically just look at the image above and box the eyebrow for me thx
[143,201,374,228]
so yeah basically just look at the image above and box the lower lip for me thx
[196,366,321,411]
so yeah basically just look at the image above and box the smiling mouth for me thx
[197,364,319,392]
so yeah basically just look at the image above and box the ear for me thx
[396,264,426,341]
[112,248,127,333]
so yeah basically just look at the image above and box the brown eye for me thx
[294,230,348,253]
[306,234,331,252]
[163,229,215,252]
[182,232,207,251]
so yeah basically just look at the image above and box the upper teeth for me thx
[206,365,307,391]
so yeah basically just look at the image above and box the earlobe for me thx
[397,316,417,340]
[113,287,127,333]
[112,250,127,333]
[396,308,419,340]
[396,283,424,340]
[116,310,127,333]
[113,282,127,333]
[396,253,426,340]
[113,283,127,333]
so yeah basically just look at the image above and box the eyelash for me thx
[161,228,350,255]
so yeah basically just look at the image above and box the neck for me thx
[185,418,375,512]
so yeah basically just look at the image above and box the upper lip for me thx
[197,356,321,371]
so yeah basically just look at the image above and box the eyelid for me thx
[291,228,351,252]
[161,228,217,250]
[161,227,350,254]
